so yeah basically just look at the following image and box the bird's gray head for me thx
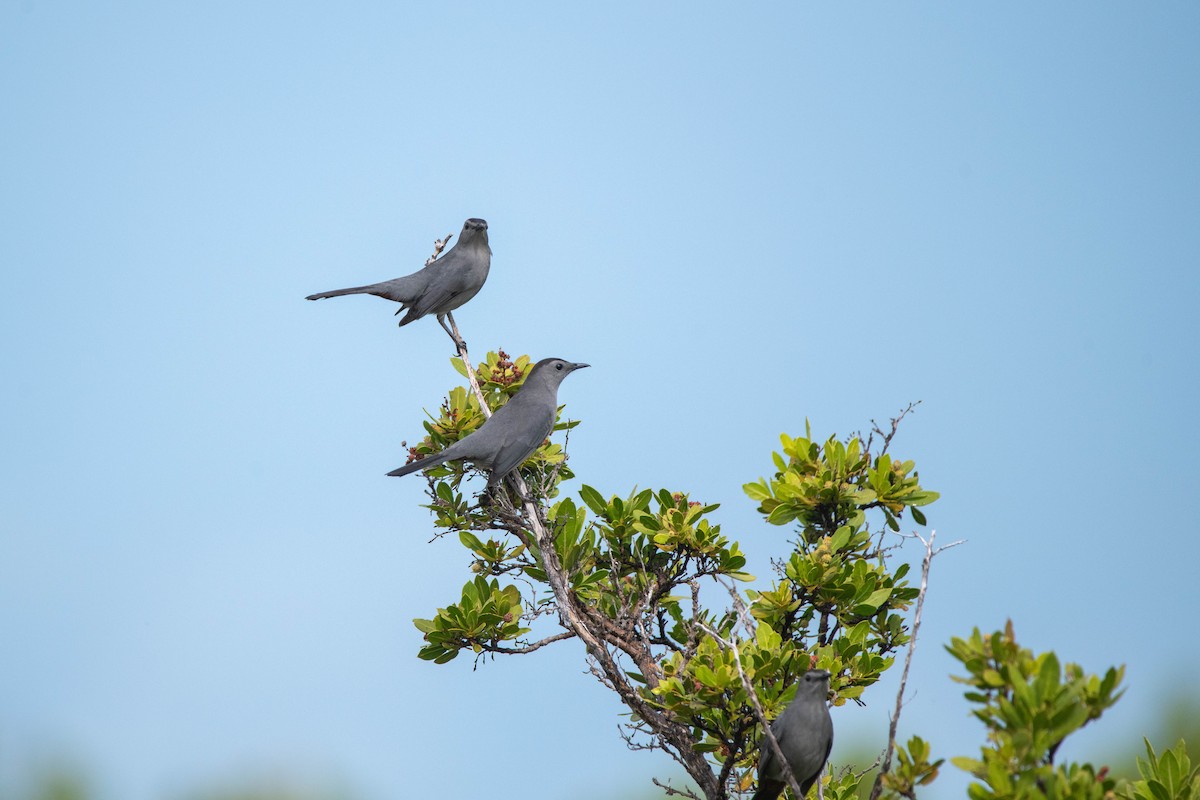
[525,357,589,390]
[459,217,489,244]
[800,669,832,699]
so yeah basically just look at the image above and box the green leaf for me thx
[917,491,940,505]
[579,485,607,516]
[767,505,797,526]
[694,664,720,687]
[853,587,894,616]
[951,756,983,775]
[744,481,772,502]
[1147,780,1172,800]
[459,531,485,552]
[756,623,782,651]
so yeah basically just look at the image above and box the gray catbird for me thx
[305,218,491,340]
[753,669,834,800]
[387,358,588,489]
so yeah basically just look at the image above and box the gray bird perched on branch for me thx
[305,218,491,341]
[387,358,589,489]
[753,669,834,800]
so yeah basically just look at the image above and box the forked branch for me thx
[868,530,963,800]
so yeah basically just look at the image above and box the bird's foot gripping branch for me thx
[401,350,962,800]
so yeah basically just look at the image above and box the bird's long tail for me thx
[387,448,454,478]
[305,285,375,301]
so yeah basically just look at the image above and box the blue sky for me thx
[2,3,1198,799]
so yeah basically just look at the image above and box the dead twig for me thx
[864,401,921,459]
[652,778,704,799]
[476,630,577,655]
[445,312,484,396]
[424,232,454,266]
[868,530,963,800]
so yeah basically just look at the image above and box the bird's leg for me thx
[440,313,467,353]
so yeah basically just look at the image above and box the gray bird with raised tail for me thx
[388,358,588,489]
[753,669,834,800]
[305,218,491,340]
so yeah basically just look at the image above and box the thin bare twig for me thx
[652,778,704,799]
[424,232,454,266]
[446,312,487,405]
[865,402,921,459]
[851,754,884,781]
[868,530,964,800]
[478,630,577,654]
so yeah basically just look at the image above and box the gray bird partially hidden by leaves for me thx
[305,218,491,341]
[387,358,589,490]
[753,669,834,800]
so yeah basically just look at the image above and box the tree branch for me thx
[865,401,921,459]
[425,231,454,266]
[652,778,704,799]
[868,530,963,800]
[478,630,577,655]
[446,312,488,411]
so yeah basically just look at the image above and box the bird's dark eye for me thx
[555,363,563,370]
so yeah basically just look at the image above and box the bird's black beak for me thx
[572,363,590,371]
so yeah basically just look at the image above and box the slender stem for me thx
[652,778,703,799]
[446,312,489,417]
[424,232,454,266]
[481,630,577,654]
[869,531,963,800]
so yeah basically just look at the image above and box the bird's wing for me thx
[489,421,553,480]
[405,255,473,320]
[438,416,506,470]
[759,717,787,776]
[486,402,555,481]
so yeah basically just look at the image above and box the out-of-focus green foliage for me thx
[1120,740,1200,800]
[24,771,89,800]
[1104,695,1200,782]
[947,622,1125,800]
[2,770,353,800]
[882,736,945,800]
